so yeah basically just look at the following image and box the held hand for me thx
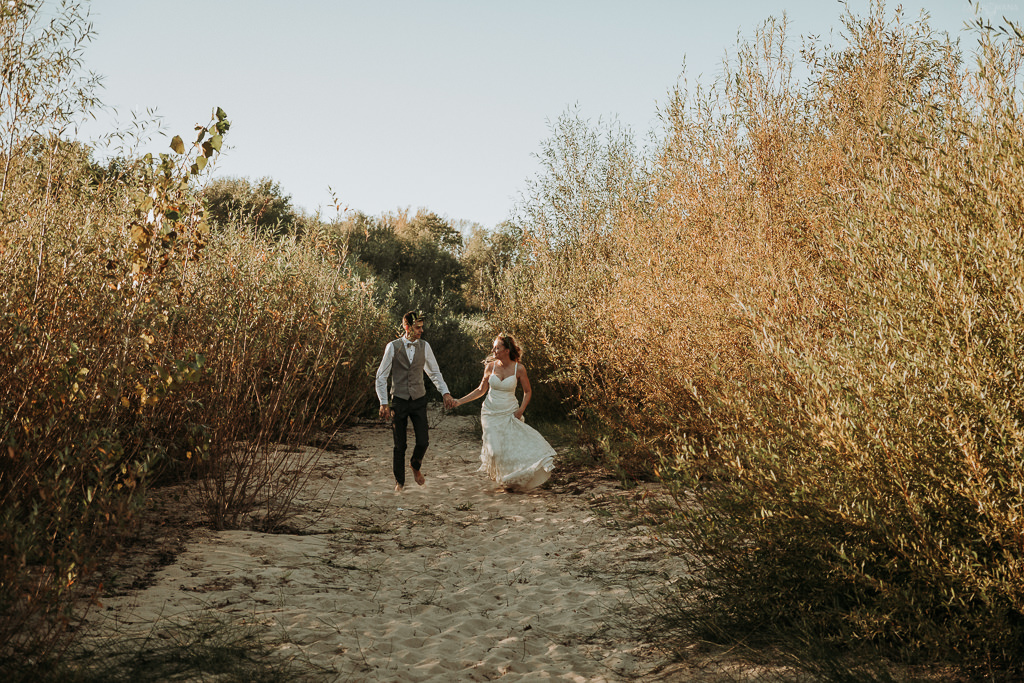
[379,405,392,421]
[443,394,455,410]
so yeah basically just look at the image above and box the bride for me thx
[453,334,555,491]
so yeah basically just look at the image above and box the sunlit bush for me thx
[502,1,1024,676]
[659,9,1024,674]
[0,127,392,662]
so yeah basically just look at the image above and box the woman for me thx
[454,334,555,491]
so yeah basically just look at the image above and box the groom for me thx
[375,311,455,491]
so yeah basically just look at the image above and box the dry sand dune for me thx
[87,410,696,682]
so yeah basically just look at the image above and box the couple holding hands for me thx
[374,311,555,493]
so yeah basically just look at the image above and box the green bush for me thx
[337,209,468,299]
[330,208,488,403]
[201,176,299,237]
[0,0,153,657]
[0,116,393,660]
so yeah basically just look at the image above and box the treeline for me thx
[198,176,527,399]
[489,3,1024,680]
[0,0,516,666]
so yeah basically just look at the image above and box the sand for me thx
[86,410,691,682]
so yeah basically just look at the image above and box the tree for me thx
[406,210,463,257]
[201,176,297,237]
[338,211,469,300]
[460,221,524,310]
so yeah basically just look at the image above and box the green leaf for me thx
[210,134,223,151]
[216,107,227,121]
[170,135,185,154]
[194,155,207,171]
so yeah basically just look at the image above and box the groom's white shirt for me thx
[375,338,450,405]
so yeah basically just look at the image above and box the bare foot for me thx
[394,483,403,492]
[413,469,425,486]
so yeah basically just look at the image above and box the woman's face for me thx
[492,338,509,359]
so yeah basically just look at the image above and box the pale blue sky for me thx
[76,1,1012,228]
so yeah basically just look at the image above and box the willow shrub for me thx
[0,126,179,660]
[500,1,1023,676]
[497,16,837,475]
[170,227,390,530]
[659,15,1024,675]
[0,118,390,660]
[493,112,658,470]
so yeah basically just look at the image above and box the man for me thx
[375,311,455,492]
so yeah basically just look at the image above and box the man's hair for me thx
[403,310,424,327]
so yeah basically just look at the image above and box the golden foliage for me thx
[496,2,1024,674]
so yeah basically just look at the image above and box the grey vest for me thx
[389,338,426,400]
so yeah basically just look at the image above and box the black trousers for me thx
[391,395,429,486]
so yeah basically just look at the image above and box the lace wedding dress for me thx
[479,363,555,490]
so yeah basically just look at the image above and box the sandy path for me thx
[89,411,684,682]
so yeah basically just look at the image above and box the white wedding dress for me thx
[479,363,555,490]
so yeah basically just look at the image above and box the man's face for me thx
[405,320,424,341]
